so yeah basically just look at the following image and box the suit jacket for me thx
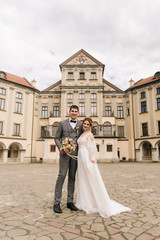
[55,119,83,155]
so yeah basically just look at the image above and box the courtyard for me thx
[0,162,160,240]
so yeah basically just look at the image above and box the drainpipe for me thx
[31,92,35,163]
[131,90,136,161]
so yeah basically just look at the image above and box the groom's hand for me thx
[60,149,66,155]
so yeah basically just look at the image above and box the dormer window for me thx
[0,71,6,78]
[80,72,85,80]
[154,72,160,79]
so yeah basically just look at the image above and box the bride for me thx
[76,117,131,218]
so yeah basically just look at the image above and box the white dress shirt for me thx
[69,118,77,129]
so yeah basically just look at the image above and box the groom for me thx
[53,105,83,213]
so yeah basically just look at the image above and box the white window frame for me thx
[14,123,20,136]
[15,102,22,113]
[0,98,5,110]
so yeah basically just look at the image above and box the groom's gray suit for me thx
[54,118,83,205]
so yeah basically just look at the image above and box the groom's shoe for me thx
[67,202,79,211]
[53,203,62,214]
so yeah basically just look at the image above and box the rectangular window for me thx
[91,102,97,116]
[68,72,74,80]
[141,101,147,113]
[67,102,72,116]
[15,102,22,113]
[42,106,48,118]
[79,102,85,116]
[0,98,5,110]
[53,106,59,117]
[79,93,85,99]
[50,144,56,152]
[16,92,22,99]
[105,106,111,116]
[80,72,85,79]
[106,145,112,152]
[91,93,97,99]
[117,106,123,118]
[142,123,148,136]
[14,124,20,136]
[67,93,73,99]
[118,126,124,137]
[141,92,146,99]
[41,126,47,138]
[91,72,96,79]
[157,87,160,94]
[0,121,3,134]
[0,88,6,95]
[127,108,130,116]
[158,121,160,134]
[157,98,160,110]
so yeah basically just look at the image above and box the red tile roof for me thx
[0,71,36,90]
[130,72,160,89]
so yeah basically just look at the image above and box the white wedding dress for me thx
[76,131,131,218]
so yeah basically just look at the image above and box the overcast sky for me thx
[0,0,160,91]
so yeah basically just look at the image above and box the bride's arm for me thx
[87,133,96,164]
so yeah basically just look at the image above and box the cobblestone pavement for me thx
[0,163,160,240]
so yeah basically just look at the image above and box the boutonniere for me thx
[76,126,79,134]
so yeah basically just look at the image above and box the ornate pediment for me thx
[60,49,105,70]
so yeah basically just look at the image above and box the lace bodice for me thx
[78,132,97,153]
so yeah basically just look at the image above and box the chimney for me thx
[129,79,134,87]
[31,79,36,88]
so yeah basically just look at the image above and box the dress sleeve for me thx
[86,133,97,153]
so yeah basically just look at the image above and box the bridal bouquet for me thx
[62,138,76,154]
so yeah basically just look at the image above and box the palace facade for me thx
[0,49,160,163]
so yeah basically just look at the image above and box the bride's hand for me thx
[91,159,96,163]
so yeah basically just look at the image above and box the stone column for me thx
[152,148,159,162]
[113,139,119,162]
[100,139,106,162]
[43,139,49,162]
[85,91,90,117]
[20,150,25,163]
[136,149,142,161]
[61,91,66,120]
[3,149,8,163]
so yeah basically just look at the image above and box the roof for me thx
[103,78,123,92]
[0,71,36,90]
[41,80,61,92]
[128,72,160,90]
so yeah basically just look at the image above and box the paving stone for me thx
[147,227,160,237]
[7,228,27,237]
[36,237,51,240]
[91,223,105,231]
[136,233,154,240]
[62,232,79,239]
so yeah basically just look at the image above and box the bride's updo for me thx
[82,117,93,128]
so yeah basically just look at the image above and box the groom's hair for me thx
[70,105,79,111]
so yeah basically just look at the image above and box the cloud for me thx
[0,0,160,90]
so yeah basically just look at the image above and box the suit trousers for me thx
[54,153,77,205]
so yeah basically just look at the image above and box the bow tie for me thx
[70,120,76,123]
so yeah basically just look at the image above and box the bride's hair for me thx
[83,117,93,128]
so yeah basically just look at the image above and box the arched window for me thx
[103,122,112,136]
[52,122,60,136]
[92,121,99,135]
